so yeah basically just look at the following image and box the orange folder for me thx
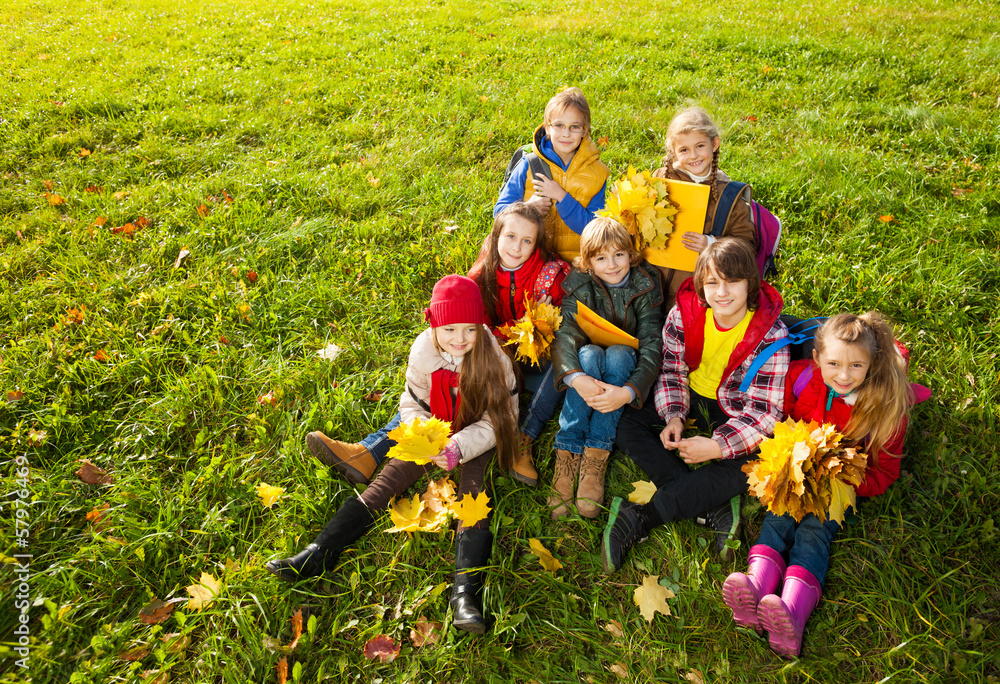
[574,301,639,350]
[644,178,710,272]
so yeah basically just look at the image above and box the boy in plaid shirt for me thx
[602,238,788,571]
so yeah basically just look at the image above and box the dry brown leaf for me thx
[197,204,210,218]
[138,598,175,625]
[277,656,288,684]
[603,620,624,638]
[288,608,303,650]
[77,459,112,485]
[118,647,150,662]
[609,663,628,678]
[409,616,442,647]
[684,669,705,684]
[7,390,24,402]
[363,634,400,662]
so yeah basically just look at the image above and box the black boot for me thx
[266,497,373,581]
[450,528,493,635]
[695,495,742,562]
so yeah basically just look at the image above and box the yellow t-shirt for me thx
[689,310,753,398]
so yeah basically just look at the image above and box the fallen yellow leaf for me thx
[633,575,674,622]
[528,538,563,573]
[627,480,656,505]
[256,483,284,508]
[186,572,221,611]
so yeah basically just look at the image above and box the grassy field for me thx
[1,0,999,682]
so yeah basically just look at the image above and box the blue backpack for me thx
[738,316,827,393]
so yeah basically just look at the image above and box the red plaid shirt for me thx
[654,279,789,459]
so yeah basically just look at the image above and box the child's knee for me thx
[578,344,606,373]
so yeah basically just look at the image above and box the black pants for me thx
[616,393,752,523]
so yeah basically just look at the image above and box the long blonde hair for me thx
[813,312,912,459]
[436,325,519,471]
[663,106,722,202]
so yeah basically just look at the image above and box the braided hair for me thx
[663,106,722,203]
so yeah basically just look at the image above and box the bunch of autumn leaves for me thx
[744,419,868,524]
[383,417,492,531]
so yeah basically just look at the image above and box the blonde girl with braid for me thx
[722,312,918,658]
[652,106,757,306]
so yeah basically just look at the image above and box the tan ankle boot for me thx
[576,447,611,519]
[306,432,376,485]
[508,433,539,486]
[548,449,581,519]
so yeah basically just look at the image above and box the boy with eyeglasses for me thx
[493,87,609,264]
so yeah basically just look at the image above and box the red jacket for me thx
[784,359,906,498]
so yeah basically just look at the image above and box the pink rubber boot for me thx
[722,545,786,633]
[756,565,823,658]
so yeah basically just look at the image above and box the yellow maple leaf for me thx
[497,296,563,367]
[256,483,284,508]
[386,494,426,533]
[186,572,221,611]
[528,538,563,573]
[827,478,857,525]
[633,575,674,622]
[386,417,452,465]
[451,492,491,528]
[627,480,657,505]
[418,477,458,530]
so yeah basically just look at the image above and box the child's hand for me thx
[540,294,554,305]
[673,436,723,464]
[660,417,686,448]
[430,440,462,470]
[532,174,568,203]
[571,375,602,401]
[586,380,632,413]
[681,232,709,253]
[525,193,551,216]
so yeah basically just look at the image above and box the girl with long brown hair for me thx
[267,275,518,635]
[722,312,916,658]
[468,202,571,486]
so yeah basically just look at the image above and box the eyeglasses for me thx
[548,123,585,134]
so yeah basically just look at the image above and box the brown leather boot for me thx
[547,449,581,520]
[306,432,376,485]
[508,433,539,486]
[576,447,611,519]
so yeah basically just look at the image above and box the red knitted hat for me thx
[423,275,485,328]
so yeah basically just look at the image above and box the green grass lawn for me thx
[1,0,998,681]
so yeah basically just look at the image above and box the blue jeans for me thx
[756,510,844,587]
[360,412,401,466]
[554,345,636,453]
[520,361,565,440]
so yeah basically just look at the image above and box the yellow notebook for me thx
[644,178,710,272]
[574,301,639,350]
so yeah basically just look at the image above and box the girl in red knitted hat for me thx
[267,275,518,635]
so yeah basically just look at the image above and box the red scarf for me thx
[430,368,462,433]
[495,249,548,325]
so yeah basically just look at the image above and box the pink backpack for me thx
[710,182,782,279]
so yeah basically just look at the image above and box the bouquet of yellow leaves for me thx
[386,417,452,465]
[497,295,563,367]
[600,166,679,250]
[743,419,868,524]
[386,477,492,533]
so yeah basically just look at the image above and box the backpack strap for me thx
[792,365,814,399]
[526,152,552,182]
[737,318,826,394]
[711,181,749,237]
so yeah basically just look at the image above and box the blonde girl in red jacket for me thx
[267,275,518,635]
[468,203,571,487]
[722,312,912,658]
